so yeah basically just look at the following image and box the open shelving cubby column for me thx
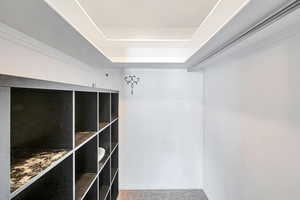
[74,91,99,200]
[98,91,119,200]
[10,88,74,200]
[98,92,111,200]
[99,93,111,130]
[75,137,98,200]
[110,92,119,200]
[75,91,98,148]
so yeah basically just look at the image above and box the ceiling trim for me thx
[111,57,188,63]
[75,0,194,43]
[101,27,197,41]
[44,0,250,63]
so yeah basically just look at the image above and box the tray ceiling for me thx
[0,0,290,68]
[44,0,250,63]
[77,0,219,40]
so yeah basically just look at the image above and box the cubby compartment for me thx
[99,160,111,200]
[98,126,111,170]
[11,88,73,194]
[83,178,98,200]
[111,147,118,181]
[99,93,111,129]
[111,93,119,121]
[75,137,98,200]
[111,120,118,151]
[111,172,119,200]
[75,92,98,148]
[12,154,73,200]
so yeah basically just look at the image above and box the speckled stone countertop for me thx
[11,149,68,192]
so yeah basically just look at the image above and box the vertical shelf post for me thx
[72,91,76,200]
[0,87,10,200]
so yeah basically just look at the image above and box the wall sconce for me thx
[124,75,140,95]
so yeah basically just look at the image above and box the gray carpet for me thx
[118,190,208,200]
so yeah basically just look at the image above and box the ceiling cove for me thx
[44,0,250,63]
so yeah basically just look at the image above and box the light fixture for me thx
[124,75,140,95]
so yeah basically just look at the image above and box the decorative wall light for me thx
[124,75,140,95]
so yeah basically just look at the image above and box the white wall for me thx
[120,69,204,190]
[202,11,300,200]
[0,24,122,90]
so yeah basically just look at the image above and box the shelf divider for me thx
[0,87,10,200]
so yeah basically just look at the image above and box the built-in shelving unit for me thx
[0,75,119,200]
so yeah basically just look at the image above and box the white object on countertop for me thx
[98,147,106,162]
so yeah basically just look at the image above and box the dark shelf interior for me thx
[99,93,110,129]
[75,173,97,200]
[11,148,69,193]
[10,88,73,193]
[75,131,96,148]
[111,172,119,200]
[75,92,98,147]
[99,152,110,173]
[111,120,118,150]
[107,190,111,200]
[12,155,73,200]
[111,147,118,181]
[98,126,111,168]
[111,93,119,120]
[83,178,98,200]
[75,138,97,200]
[99,160,110,200]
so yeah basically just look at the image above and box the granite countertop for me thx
[11,149,68,192]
